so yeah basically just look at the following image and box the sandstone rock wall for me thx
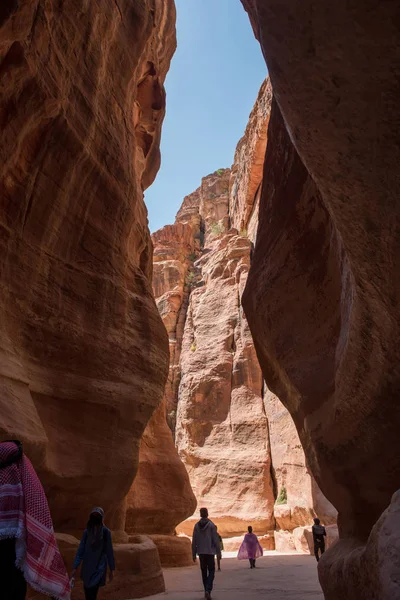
[265,389,337,534]
[125,398,196,537]
[176,222,275,536]
[241,0,400,596]
[229,78,272,240]
[0,0,176,539]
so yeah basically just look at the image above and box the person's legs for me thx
[0,538,27,600]
[205,554,215,594]
[249,558,253,568]
[84,585,100,600]
[253,559,256,568]
[13,571,27,600]
[314,544,320,562]
[199,555,208,591]
[217,555,221,571]
[320,542,325,556]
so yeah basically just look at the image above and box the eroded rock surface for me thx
[241,1,400,596]
[0,0,175,535]
[176,225,275,536]
[265,390,337,532]
[319,491,400,600]
[229,78,272,240]
[125,397,196,537]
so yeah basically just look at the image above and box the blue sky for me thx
[145,0,267,233]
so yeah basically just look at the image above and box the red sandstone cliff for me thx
[241,1,400,598]
[1,2,179,597]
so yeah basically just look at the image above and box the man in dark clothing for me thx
[192,508,221,600]
[312,518,327,562]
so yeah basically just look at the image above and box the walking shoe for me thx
[205,592,211,599]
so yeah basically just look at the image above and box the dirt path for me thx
[144,552,324,599]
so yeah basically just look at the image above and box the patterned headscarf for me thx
[0,440,70,599]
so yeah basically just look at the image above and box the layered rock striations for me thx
[152,79,335,543]
[0,1,179,590]
[241,1,400,597]
[125,398,196,537]
[176,220,276,536]
[229,78,272,240]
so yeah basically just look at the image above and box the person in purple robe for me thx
[237,526,263,568]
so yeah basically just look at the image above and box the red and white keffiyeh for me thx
[0,441,71,599]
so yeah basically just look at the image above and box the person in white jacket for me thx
[192,508,221,600]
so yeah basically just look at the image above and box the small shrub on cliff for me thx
[240,228,248,238]
[186,270,196,285]
[276,486,287,505]
[190,341,197,352]
[215,168,224,176]
[210,222,224,236]
[186,252,197,262]
[167,410,176,435]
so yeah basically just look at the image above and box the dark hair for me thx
[200,507,208,518]
[87,512,103,530]
[314,518,320,525]
[248,526,253,533]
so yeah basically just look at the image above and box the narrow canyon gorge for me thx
[151,78,337,555]
[1,1,399,600]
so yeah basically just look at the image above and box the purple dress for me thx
[238,533,263,560]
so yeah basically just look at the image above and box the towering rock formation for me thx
[0,1,181,597]
[158,168,276,539]
[151,79,335,545]
[241,1,400,597]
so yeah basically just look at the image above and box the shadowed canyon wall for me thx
[0,2,191,595]
[151,80,335,548]
[241,1,400,597]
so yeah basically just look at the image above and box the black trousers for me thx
[249,558,256,568]
[84,585,100,600]
[314,542,325,562]
[199,554,215,593]
[0,538,27,600]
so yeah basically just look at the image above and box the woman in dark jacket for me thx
[71,508,115,600]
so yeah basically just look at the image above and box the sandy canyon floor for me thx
[143,552,323,600]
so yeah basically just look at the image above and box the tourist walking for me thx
[238,526,263,568]
[0,439,71,600]
[71,507,115,600]
[192,507,221,600]
[216,526,224,571]
[312,518,326,562]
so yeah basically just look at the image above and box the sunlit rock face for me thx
[265,389,337,535]
[241,0,400,596]
[152,79,334,541]
[0,0,175,534]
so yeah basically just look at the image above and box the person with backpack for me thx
[192,508,221,600]
[312,518,327,562]
[71,508,115,600]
